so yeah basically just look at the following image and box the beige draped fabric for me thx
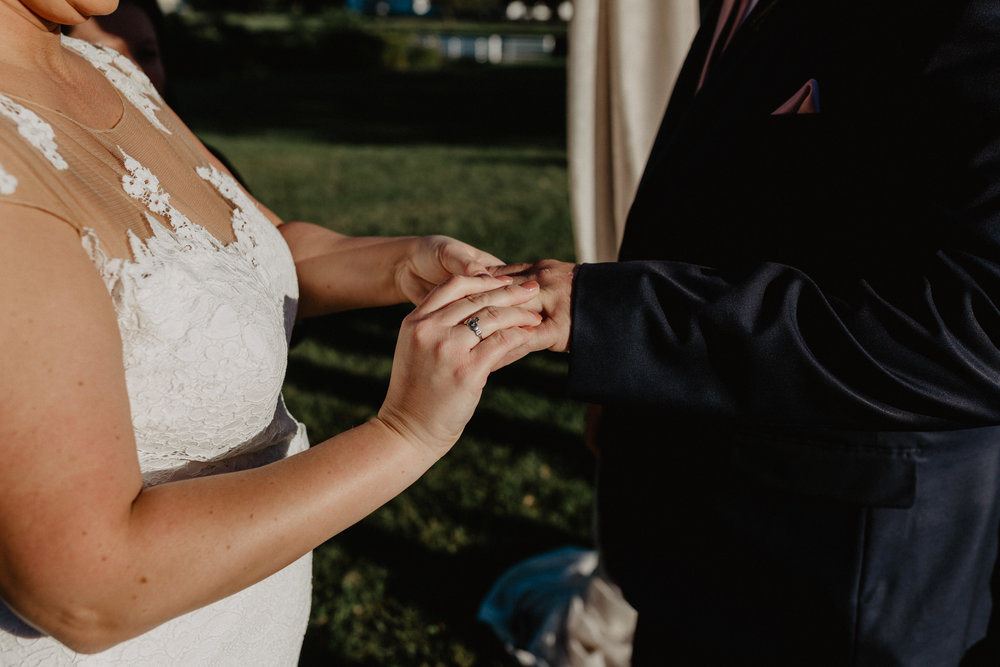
[568,0,701,263]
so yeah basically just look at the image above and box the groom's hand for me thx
[490,260,576,353]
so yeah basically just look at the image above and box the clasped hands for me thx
[487,259,575,354]
[400,236,574,353]
[378,237,575,455]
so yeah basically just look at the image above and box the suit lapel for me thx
[659,1,722,124]
[741,0,783,34]
[694,0,786,100]
[622,0,802,258]
[654,0,784,145]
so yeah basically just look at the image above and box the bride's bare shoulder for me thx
[0,203,129,412]
[0,203,137,473]
[0,204,123,380]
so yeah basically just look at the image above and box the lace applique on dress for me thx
[197,164,269,265]
[197,165,262,219]
[0,93,68,170]
[119,148,223,252]
[61,35,170,134]
[195,163,300,335]
[86,148,301,486]
[0,163,16,195]
[121,149,177,216]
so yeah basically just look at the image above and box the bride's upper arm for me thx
[0,203,143,630]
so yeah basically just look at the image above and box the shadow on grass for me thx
[300,511,591,667]
[288,304,594,665]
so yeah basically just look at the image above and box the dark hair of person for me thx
[62,0,169,68]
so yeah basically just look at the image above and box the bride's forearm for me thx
[9,419,438,654]
[279,221,419,317]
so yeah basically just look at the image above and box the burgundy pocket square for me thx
[772,78,820,115]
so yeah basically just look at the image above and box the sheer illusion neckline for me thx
[0,84,126,134]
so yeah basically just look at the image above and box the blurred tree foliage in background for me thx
[163,6,566,80]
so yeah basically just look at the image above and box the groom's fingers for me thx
[486,262,536,278]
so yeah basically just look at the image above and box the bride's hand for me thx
[377,274,542,456]
[396,235,504,305]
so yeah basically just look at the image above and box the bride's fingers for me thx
[431,280,540,327]
[418,274,514,312]
[458,306,543,348]
[468,321,544,373]
[381,280,545,453]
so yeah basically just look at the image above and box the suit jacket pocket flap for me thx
[731,433,918,508]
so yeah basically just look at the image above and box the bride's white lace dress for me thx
[0,37,312,665]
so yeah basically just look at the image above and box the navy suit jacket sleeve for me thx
[567,0,1000,432]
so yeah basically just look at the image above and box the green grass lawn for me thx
[179,28,594,663]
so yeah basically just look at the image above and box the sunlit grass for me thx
[200,136,574,263]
